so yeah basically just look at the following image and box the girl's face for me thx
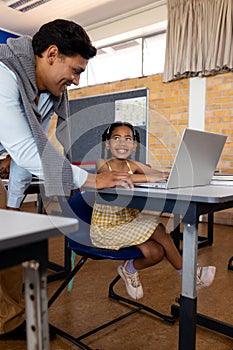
[105,125,137,159]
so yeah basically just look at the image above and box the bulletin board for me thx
[67,88,148,164]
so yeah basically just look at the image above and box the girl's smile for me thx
[106,125,137,159]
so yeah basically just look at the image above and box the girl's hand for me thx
[146,172,169,182]
[131,171,169,184]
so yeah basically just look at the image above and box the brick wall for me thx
[206,73,233,174]
[67,72,233,225]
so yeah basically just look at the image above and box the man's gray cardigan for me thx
[0,36,74,196]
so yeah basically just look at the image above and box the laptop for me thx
[135,128,227,189]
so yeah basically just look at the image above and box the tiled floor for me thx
[1,202,233,350]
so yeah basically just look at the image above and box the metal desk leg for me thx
[172,219,233,341]
[172,213,214,252]
[179,222,198,350]
[23,260,50,350]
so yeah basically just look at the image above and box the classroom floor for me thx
[1,202,233,350]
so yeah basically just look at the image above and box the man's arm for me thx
[0,65,44,176]
[82,171,134,189]
[0,64,133,194]
[0,64,88,191]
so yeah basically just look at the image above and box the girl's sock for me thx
[126,259,138,273]
[176,269,183,275]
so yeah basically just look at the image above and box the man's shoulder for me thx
[0,62,19,100]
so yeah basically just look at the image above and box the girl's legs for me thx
[119,223,215,299]
[150,223,182,270]
[118,224,172,300]
[133,240,165,270]
[118,226,166,299]
[133,223,182,271]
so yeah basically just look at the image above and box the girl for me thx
[90,122,216,300]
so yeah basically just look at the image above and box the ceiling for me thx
[0,0,165,39]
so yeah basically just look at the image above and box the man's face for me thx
[36,45,88,97]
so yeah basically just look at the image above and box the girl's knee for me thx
[155,224,172,242]
[147,243,164,263]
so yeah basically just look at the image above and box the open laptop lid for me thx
[135,129,227,189]
[165,128,227,189]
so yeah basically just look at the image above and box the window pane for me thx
[79,69,88,87]
[88,39,142,85]
[143,32,166,75]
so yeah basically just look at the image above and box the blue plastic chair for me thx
[49,189,174,350]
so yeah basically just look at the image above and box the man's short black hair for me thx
[32,19,97,59]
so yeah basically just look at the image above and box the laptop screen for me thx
[135,129,227,189]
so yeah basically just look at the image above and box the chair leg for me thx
[49,324,93,350]
[49,255,97,350]
[49,258,175,349]
[48,255,88,308]
[72,275,175,343]
[108,275,175,324]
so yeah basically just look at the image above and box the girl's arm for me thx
[95,159,168,184]
[130,161,169,183]
[96,158,110,173]
[82,158,133,189]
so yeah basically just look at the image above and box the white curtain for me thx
[163,0,233,82]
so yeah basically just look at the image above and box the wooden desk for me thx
[0,209,78,350]
[94,185,233,350]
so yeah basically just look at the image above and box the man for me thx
[0,19,132,336]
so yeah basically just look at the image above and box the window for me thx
[69,31,166,89]
[88,38,143,85]
[143,32,166,76]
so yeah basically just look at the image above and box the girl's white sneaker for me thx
[196,266,216,289]
[117,261,143,299]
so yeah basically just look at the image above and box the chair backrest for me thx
[69,189,95,227]
[67,189,95,247]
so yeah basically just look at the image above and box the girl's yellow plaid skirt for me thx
[90,203,159,250]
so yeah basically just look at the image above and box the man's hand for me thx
[83,171,134,189]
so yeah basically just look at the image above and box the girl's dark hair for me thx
[32,19,97,59]
[101,121,141,160]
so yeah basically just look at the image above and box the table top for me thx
[0,209,78,251]
[95,185,233,204]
